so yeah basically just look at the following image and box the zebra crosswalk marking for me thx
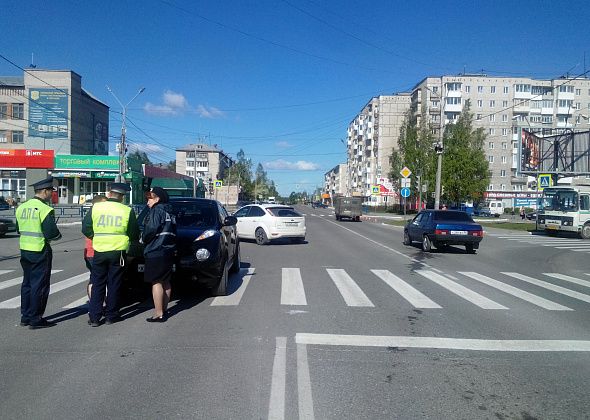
[459,272,572,311]
[281,268,307,305]
[416,270,508,309]
[326,269,374,307]
[0,270,62,291]
[502,272,590,304]
[0,273,89,309]
[371,270,441,309]
[543,273,590,289]
[0,270,15,276]
[63,296,89,309]
[211,268,255,306]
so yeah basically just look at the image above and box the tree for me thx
[166,160,176,172]
[128,150,151,165]
[438,101,489,204]
[224,149,254,200]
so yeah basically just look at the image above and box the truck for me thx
[267,196,276,204]
[334,196,362,221]
[537,182,590,238]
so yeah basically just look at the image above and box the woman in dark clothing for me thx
[142,187,176,322]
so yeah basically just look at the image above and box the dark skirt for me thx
[144,256,173,284]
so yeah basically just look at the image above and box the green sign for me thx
[55,154,119,170]
[92,171,118,179]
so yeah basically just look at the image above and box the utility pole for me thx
[434,78,444,210]
[192,144,197,198]
[106,86,145,183]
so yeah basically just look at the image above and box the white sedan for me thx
[233,204,306,245]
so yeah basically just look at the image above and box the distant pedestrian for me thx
[142,187,176,323]
[83,195,107,299]
[520,206,525,220]
[82,183,139,327]
[16,176,62,329]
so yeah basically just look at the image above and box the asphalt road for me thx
[0,207,589,419]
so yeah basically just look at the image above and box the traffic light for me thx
[441,185,445,196]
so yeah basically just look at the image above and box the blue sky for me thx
[1,0,589,195]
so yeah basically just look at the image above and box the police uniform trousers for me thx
[89,250,126,321]
[20,246,52,324]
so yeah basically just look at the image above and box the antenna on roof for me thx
[29,53,36,69]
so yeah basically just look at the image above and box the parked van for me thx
[476,200,504,217]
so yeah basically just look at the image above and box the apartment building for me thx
[345,94,411,205]
[324,163,348,200]
[175,143,233,183]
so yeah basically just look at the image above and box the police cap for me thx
[109,182,131,195]
[150,186,169,203]
[30,176,56,191]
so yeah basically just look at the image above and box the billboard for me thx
[54,154,119,170]
[28,88,69,139]
[0,149,54,168]
[93,121,108,155]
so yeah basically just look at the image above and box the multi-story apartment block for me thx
[345,94,411,205]
[324,163,348,201]
[176,143,233,182]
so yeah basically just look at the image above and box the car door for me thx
[407,212,424,240]
[234,206,253,238]
[218,203,236,259]
[247,205,267,235]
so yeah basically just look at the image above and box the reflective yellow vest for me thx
[91,201,131,252]
[17,199,53,252]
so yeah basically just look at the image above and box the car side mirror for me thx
[223,215,238,226]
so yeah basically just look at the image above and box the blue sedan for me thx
[403,210,484,253]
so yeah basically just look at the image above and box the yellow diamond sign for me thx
[400,166,412,178]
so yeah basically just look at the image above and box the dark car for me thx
[0,218,17,237]
[403,210,484,253]
[129,198,240,296]
[525,211,537,221]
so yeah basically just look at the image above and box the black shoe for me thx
[87,319,101,327]
[146,315,166,323]
[105,316,123,325]
[28,319,56,330]
[20,319,30,327]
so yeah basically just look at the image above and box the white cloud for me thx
[127,142,163,154]
[196,104,225,119]
[144,90,189,116]
[264,159,320,171]
[275,141,293,149]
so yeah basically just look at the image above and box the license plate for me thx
[285,222,299,226]
[546,225,559,230]
[137,264,144,272]
[450,230,468,235]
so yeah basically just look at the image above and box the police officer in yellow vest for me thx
[82,182,139,326]
[16,176,62,329]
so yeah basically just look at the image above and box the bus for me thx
[538,183,590,238]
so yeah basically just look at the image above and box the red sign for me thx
[379,184,397,197]
[0,149,55,168]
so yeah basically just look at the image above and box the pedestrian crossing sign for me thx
[214,180,223,189]
[371,185,380,195]
[537,174,552,191]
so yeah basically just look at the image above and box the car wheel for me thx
[336,215,340,221]
[466,244,476,254]
[213,256,229,296]
[422,235,432,252]
[255,227,269,245]
[403,230,411,246]
[581,224,590,240]
[229,241,240,274]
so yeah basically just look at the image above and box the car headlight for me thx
[194,230,215,241]
[195,248,211,261]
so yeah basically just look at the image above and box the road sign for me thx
[400,167,412,178]
[537,174,552,191]
[214,180,223,189]
[400,187,411,198]
[371,185,380,195]
[401,178,411,188]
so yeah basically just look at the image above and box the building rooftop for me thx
[0,76,24,87]
[177,143,222,153]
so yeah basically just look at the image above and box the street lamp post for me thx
[106,86,145,183]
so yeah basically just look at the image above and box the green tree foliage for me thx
[439,101,489,204]
[225,149,254,200]
[128,150,151,165]
[166,160,176,172]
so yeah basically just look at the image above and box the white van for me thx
[483,200,504,217]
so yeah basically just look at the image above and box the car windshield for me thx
[433,211,473,222]
[540,189,578,212]
[169,202,218,228]
[266,207,301,217]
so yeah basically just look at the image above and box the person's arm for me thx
[42,210,62,241]
[82,208,94,239]
[127,208,140,242]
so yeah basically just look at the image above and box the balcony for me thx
[444,104,462,113]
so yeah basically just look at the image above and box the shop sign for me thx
[28,88,69,139]
[49,171,91,178]
[92,171,118,179]
[0,149,54,168]
[54,154,119,170]
[0,170,26,178]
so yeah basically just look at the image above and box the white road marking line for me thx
[0,270,62,291]
[416,270,508,309]
[281,268,307,305]
[503,272,590,304]
[0,273,88,309]
[0,270,15,276]
[63,296,89,309]
[295,333,590,352]
[326,269,374,307]
[268,337,287,420]
[210,268,255,306]
[459,272,572,311]
[297,343,315,420]
[543,273,590,289]
[371,270,441,309]
[555,245,590,249]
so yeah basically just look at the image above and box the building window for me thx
[558,99,573,108]
[0,131,6,142]
[488,141,494,149]
[576,89,581,96]
[476,114,482,120]
[432,86,438,93]
[501,184,506,191]
[477,100,483,108]
[502,100,508,108]
[478,86,483,93]
[501,156,507,164]
[431,100,439,108]
[503,86,509,94]
[502,114,508,122]
[11,131,24,143]
[542,115,553,124]
[465,85,471,93]
[559,85,574,93]
[446,97,461,105]
[575,102,581,110]
[0,104,7,120]
[502,142,507,149]
[488,156,494,163]
[489,100,495,107]
[489,114,495,122]
[11,103,24,120]
[489,128,495,135]
[490,86,496,94]
[488,184,494,191]
[515,84,531,93]
[446,82,461,92]
[500,169,506,177]
[542,99,553,108]
[502,128,509,136]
